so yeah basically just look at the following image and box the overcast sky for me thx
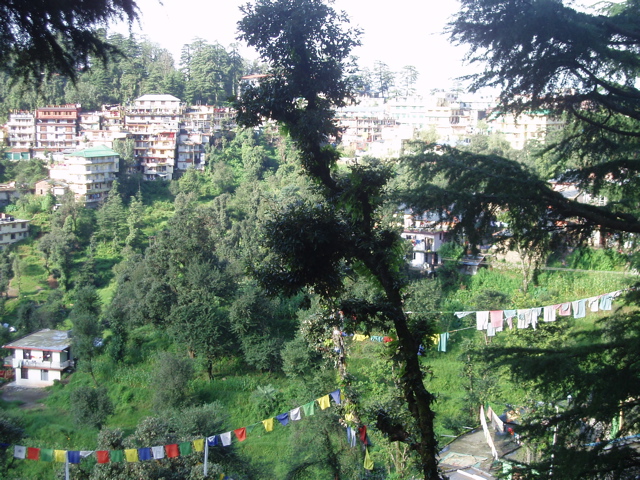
[111,0,473,93]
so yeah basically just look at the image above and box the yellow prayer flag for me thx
[364,447,374,470]
[353,334,369,341]
[345,412,355,422]
[317,394,330,410]
[54,450,66,463]
[262,418,274,432]
[193,438,204,452]
[125,448,139,462]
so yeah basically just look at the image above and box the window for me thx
[41,370,48,381]
[43,351,52,362]
[21,368,28,379]
[23,349,31,359]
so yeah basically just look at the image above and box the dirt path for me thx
[1,383,50,410]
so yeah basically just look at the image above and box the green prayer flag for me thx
[110,450,124,462]
[302,401,315,416]
[179,441,192,456]
[246,422,259,433]
[40,448,54,462]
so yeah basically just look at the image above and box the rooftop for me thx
[3,329,71,352]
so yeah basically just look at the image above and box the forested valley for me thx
[1,0,640,478]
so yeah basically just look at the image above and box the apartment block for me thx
[0,213,29,250]
[49,145,119,205]
[35,104,82,152]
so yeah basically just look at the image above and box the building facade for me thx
[2,329,72,387]
[48,145,119,205]
[0,213,29,250]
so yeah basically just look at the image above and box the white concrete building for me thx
[49,145,119,205]
[3,329,72,387]
[0,213,29,250]
[5,112,35,149]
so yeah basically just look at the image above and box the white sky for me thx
[110,0,472,93]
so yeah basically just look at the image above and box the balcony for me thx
[5,357,72,370]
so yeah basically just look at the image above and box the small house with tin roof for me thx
[2,329,72,387]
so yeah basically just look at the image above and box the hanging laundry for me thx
[152,445,165,459]
[455,311,474,318]
[290,407,302,421]
[476,311,489,330]
[359,425,368,445]
[599,293,613,311]
[437,332,449,352]
[276,413,290,426]
[364,447,374,470]
[330,389,341,405]
[490,311,504,328]
[587,296,600,312]
[531,307,542,329]
[559,302,571,316]
[517,309,531,329]
[503,310,517,329]
[346,427,357,447]
[572,299,586,319]
[543,305,557,322]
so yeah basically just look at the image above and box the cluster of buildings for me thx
[2,94,235,184]
[336,92,564,158]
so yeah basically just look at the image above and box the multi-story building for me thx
[34,104,82,152]
[487,110,565,150]
[177,130,209,171]
[0,213,29,250]
[48,145,119,205]
[125,94,183,128]
[3,329,73,387]
[5,111,35,149]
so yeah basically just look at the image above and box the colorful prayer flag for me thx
[302,401,315,416]
[262,418,274,432]
[317,394,330,410]
[152,445,165,459]
[67,451,81,464]
[110,450,124,462]
[13,445,25,459]
[234,428,247,442]
[193,438,204,452]
[165,444,180,458]
[359,425,368,445]
[220,432,232,446]
[207,435,219,447]
[54,450,66,463]
[96,451,109,464]
[179,442,193,455]
[276,412,289,426]
[330,389,341,405]
[138,447,152,461]
[40,448,54,462]
[290,407,301,421]
[124,448,139,463]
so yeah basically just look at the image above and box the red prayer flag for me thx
[359,426,368,445]
[27,447,40,460]
[165,444,179,458]
[96,450,109,464]
[234,427,247,442]
[383,336,393,343]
